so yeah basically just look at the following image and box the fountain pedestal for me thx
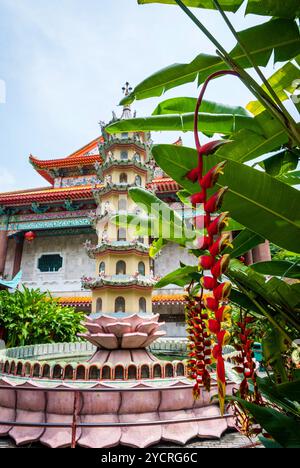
[79,313,166,365]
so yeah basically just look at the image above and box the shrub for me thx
[0,287,85,347]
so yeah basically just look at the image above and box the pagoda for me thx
[83,83,155,317]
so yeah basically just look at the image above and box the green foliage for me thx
[106,111,259,135]
[119,18,300,105]
[155,265,200,288]
[152,144,300,253]
[229,394,300,448]
[111,0,300,444]
[138,0,300,19]
[250,260,300,279]
[247,59,300,115]
[152,97,249,116]
[223,229,264,258]
[0,287,85,348]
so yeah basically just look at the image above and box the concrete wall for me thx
[154,242,197,278]
[12,233,97,296]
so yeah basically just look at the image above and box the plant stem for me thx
[174,0,300,145]
[212,0,297,124]
[216,50,300,145]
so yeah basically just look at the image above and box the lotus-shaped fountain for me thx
[79,314,166,364]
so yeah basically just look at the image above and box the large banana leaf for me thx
[228,396,300,448]
[137,0,300,18]
[106,111,260,135]
[155,265,200,288]
[247,60,300,115]
[229,259,300,313]
[224,229,264,258]
[251,260,300,279]
[106,109,289,164]
[128,187,195,244]
[121,18,300,105]
[152,144,300,253]
[152,97,249,116]
[215,111,290,163]
[259,150,299,177]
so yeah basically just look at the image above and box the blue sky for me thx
[0,0,279,191]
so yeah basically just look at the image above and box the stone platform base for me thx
[0,375,236,449]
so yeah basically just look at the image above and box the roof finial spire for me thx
[120,81,133,120]
[122,82,132,97]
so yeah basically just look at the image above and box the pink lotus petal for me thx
[120,412,161,448]
[142,330,167,347]
[194,406,227,438]
[119,390,160,414]
[10,410,45,446]
[160,410,197,445]
[40,414,81,448]
[121,332,148,349]
[105,322,132,337]
[90,333,119,350]
[136,321,160,334]
[79,414,121,448]
[160,387,194,412]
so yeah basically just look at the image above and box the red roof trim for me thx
[0,185,102,206]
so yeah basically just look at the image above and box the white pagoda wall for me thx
[17,233,97,296]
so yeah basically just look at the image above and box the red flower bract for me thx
[213,282,232,301]
[199,255,215,270]
[207,212,229,237]
[204,187,228,214]
[201,276,217,290]
[191,191,206,205]
[211,254,230,278]
[200,161,227,189]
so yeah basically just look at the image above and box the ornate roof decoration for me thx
[84,240,149,258]
[57,294,188,308]
[147,177,180,194]
[98,159,151,178]
[120,82,133,120]
[29,136,104,184]
[0,184,103,207]
[81,274,155,290]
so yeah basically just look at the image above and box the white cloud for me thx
[0,168,17,191]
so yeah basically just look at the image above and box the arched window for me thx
[96,298,102,313]
[119,173,128,184]
[115,297,125,313]
[134,152,141,162]
[135,175,142,186]
[138,261,145,276]
[117,228,126,241]
[99,262,105,274]
[118,198,127,211]
[120,151,128,161]
[116,260,126,275]
[121,132,129,140]
[139,297,147,313]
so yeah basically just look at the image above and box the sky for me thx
[0,0,280,192]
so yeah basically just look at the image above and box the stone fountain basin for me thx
[0,375,236,448]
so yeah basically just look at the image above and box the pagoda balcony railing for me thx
[96,158,152,178]
[81,273,156,290]
[99,136,150,152]
[84,240,149,258]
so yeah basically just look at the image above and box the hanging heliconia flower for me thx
[185,293,212,398]
[185,69,238,414]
